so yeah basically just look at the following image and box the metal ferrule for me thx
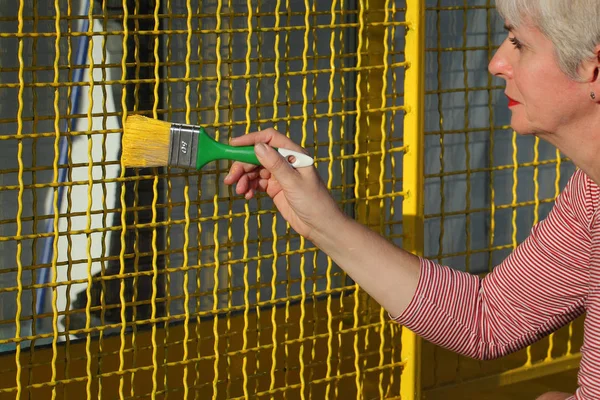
[168,123,199,169]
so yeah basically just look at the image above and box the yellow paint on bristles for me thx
[121,115,172,167]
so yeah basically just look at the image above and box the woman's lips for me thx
[507,96,520,107]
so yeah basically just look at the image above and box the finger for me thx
[254,142,298,189]
[230,128,308,155]
[257,178,269,192]
[245,170,260,181]
[243,179,264,200]
[224,161,259,185]
[259,168,271,179]
[236,174,251,195]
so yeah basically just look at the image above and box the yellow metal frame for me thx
[400,0,426,399]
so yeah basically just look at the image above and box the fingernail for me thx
[255,143,267,156]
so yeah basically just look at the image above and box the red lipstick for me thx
[507,96,520,107]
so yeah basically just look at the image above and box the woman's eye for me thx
[509,36,522,50]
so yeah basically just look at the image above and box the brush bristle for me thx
[122,115,172,167]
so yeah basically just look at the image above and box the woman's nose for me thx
[488,39,513,79]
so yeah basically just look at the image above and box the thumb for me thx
[254,142,297,186]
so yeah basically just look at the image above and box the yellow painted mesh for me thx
[0,1,581,398]
[421,2,582,397]
[0,0,418,398]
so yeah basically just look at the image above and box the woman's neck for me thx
[539,117,600,185]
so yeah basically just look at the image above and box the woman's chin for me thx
[509,119,536,136]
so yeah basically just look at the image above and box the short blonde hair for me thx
[495,0,600,81]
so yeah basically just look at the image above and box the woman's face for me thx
[488,20,593,137]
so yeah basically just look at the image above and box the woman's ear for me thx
[587,45,600,102]
[582,46,600,79]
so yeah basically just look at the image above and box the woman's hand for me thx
[223,128,345,241]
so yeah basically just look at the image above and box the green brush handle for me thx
[196,126,262,169]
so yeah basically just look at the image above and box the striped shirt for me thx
[395,169,600,399]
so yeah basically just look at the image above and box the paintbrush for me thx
[121,115,314,169]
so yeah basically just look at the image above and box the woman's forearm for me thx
[311,213,421,318]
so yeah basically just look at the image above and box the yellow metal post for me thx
[355,0,385,230]
[401,0,426,399]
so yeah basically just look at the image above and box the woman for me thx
[224,1,600,399]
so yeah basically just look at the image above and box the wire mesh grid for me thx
[421,0,582,394]
[0,0,415,398]
[0,0,582,398]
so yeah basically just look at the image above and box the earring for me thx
[592,92,597,100]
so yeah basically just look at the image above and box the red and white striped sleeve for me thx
[394,170,600,398]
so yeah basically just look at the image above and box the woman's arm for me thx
[309,212,421,318]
